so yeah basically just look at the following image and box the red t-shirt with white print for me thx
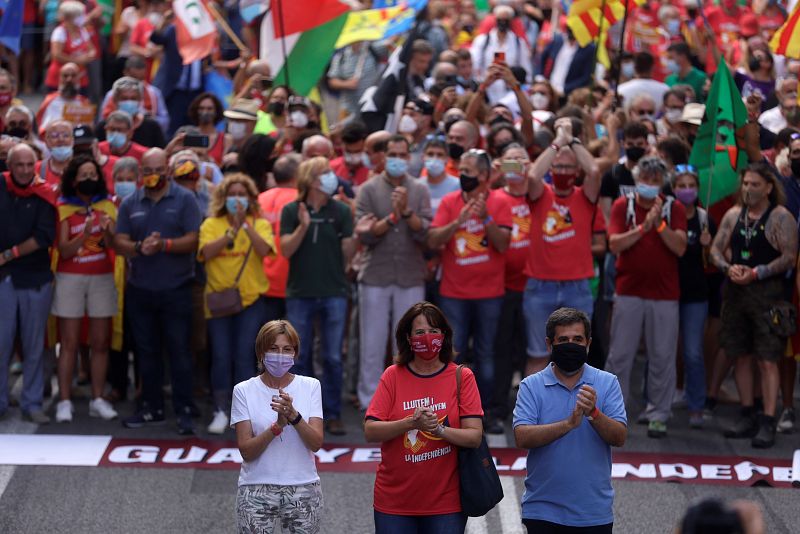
[366,363,483,515]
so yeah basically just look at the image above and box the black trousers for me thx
[491,289,526,420]
[523,519,613,534]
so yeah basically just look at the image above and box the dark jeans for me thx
[374,510,466,534]
[125,283,193,414]
[491,289,526,419]
[107,307,134,396]
[263,296,286,322]
[286,296,347,419]
[207,297,267,410]
[439,296,503,406]
[523,519,613,533]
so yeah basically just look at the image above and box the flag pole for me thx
[589,0,608,107]
[612,0,632,109]
[276,0,290,89]
[207,2,249,53]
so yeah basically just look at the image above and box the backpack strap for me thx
[625,192,636,229]
[661,195,674,226]
[456,364,463,414]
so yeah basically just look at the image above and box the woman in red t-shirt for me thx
[365,302,483,533]
[187,93,232,167]
[45,1,97,91]
[52,155,119,424]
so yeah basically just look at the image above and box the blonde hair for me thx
[255,320,301,372]
[208,173,261,218]
[59,1,86,21]
[296,156,330,202]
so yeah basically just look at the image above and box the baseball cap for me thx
[73,124,95,146]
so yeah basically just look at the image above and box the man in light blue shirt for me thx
[513,308,627,533]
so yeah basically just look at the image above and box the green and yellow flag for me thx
[688,59,749,207]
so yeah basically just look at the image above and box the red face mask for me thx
[551,172,576,190]
[410,333,444,361]
[0,91,12,107]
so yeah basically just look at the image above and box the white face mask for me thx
[530,93,550,110]
[289,110,309,128]
[398,114,418,134]
[147,13,164,27]
[344,151,365,166]
[664,108,683,124]
[228,121,248,140]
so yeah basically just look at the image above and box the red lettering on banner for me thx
[93,439,799,489]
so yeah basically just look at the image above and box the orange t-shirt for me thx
[98,141,148,162]
[525,185,596,281]
[431,189,513,299]
[258,187,297,298]
[34,160,62,188]
[56,200,117,275]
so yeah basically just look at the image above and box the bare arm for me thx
[341,237,357,267]
[364,417,414,443]
[113,233,138,258]
[528,144,559,201]
[486,223,511,253]
[157,232,198,254]
[242,222,274,258]
[589,412,627,447]
[235,420,282,462]
[599,197,612,226]
[759,207,799,279]
[514,415,579,449]
[199,233,232,262]
[608,224,645,255]
[574,143,601,203]
[591,232,607,258]
[709,208,741,274]
[440,417,482,448]
[659,226,688,257]
[57,219,87,259]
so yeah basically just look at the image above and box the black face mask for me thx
[625,146,646,163]
[460,173,480,193]
[686,133,696,147]
[493,140,513,157]
[448,142,465,160]
[496,19,511,32]
[77,179,99,196]
[489,115,509,127]
[4,126,28,139]
[0,159,6,174]
[463,24,474,34]
[791,157,800,178]
[550,342,588,375]
[749,57,762,73]
[267,102,285,115]
[541,8,552,20]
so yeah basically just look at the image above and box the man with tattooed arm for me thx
[710,162,798,449]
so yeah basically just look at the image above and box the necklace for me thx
[741,208,760,260]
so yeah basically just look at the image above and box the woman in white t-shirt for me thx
[231,319,324,533]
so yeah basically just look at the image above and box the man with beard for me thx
[36,63,91,133]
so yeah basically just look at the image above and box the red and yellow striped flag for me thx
[567,0,646,48]
[770,3,800,59]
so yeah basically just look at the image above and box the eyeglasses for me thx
[47,132,72,141]
[674,164,698,175]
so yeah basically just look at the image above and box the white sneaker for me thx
[89,397,118,420]
[207,410,229,435]
[55,400,73,423]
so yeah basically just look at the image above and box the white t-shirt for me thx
[230,374,323,487]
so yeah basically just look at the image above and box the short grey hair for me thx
[112,156,140,178]
[107,110,133,129]
[169,149,199,168]
[301,135,333,158]
[460,149,491,174]
[273,153,301,184]
[633,156,669,183]
[112,76,144,99]
[625,94,657,113]
[5,105,34,124]
[7,143,36,164]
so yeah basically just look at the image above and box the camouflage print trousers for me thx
[236,481,323,534]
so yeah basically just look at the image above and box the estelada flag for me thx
[271,0,350,38]
[173,0,218,65]
[770,3,800,59]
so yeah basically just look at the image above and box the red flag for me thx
[270,0,350,37]
[173,0,218,65]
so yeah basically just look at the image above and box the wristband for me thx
[751,267,759,281]
[637,224,645,236]
[389,212,398,225]
[11,245,20,258]
[289,412,302,426]
[568,138,582,147]
[588,406,600,421]
[483,215,494,226]
[164,238,173,252]
[270,423,283,436]
[656,221,667,233]
[402,210,413,219]
[134,241,143,255]
[1,249,13,262]
[549,143,560,152]
[242,221,250,230]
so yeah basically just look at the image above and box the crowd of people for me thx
[1,0,800,494]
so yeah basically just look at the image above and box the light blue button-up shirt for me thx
[513,363,627,527]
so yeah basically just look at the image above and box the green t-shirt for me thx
[280,199,353,298]
[665,67,708,104]
[254,110,277,135]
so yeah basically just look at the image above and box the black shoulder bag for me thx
[455,364,504,517]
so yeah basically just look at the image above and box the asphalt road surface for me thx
[1,361,798,534]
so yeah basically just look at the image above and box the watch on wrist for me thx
[289,412,302,425]
[2,249,13,262]
[568,138,582,147]
[402,210,413,219]
[134,241,143,255]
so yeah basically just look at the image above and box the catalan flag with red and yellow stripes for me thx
[770,3,800,59]
[567,0,646,48]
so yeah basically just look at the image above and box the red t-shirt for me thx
[496,188,530,292]
[131,18,156,82]
[366,363,483,516]
[525,185,596,281]
[258,187,297,298]
[34,160,63,188]
[696,5,752,74]
[98,140,148,162]
[609,195,687,300]
[56,200,117,275]
[432,189,513,299]
[330,156,370,187]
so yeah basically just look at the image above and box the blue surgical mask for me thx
[118,100,140,116]
[622,62,635,79]
[263,352,294,378]
[318,171,339,196]
[226,196,248,213]
[386,157,408,178]
[50,146,73,162]
[666,58,680,74]
[114,181,136,198]
[424,157,445,177]
[636,183,661,200]
[107,131,127,149]
[666,19,681,36]
[505,172,524,183]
